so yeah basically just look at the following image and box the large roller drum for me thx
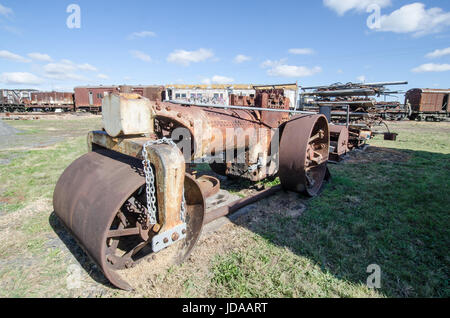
[53,149,205,290]
[279,114,329,196]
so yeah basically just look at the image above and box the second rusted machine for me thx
[53,89,330,290]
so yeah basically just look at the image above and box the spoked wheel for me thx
[279,114,329,196]
[53,149,205,291]
[105,190,151,271]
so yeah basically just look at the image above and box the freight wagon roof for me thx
[32,91,73,93]
[166,84,254,89]
[166,84,298,90]
[74,86,118,89]
[253,83,298,90]
[407,88,450,94]
[125,85,164,88]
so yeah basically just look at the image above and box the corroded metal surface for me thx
[203,185,282,224]
[196,175,220,198]
[53,149,146,290]
[329,125,349,161]
[53,148,205,290]
[279,114,329,196]
[54,89,333,291]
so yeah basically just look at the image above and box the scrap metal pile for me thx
[53,89,330,290]
[299,81,408,156]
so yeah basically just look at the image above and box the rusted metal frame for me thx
[204,185,282,224]
[146,143,186,233]
[89,131,188,233]
[88,130,151,159]
[166,100,316,115]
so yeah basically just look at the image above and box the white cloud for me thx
[233,54,251,63]
[130,50,152,62]
[27,52,52,62]
[377,3,450,36]
[323,0,391,16]
[0,72,43,85]
[167,48,214,66]
[260,58,287,68]
[0,3,13,17]
[357,75,366,82]
[337,69,344,74]
[261,59,321,77]
[267,65,322,77]
[2,25,21,35]
[45,72,86,81]
[202,75,234,85]
[78,63,97,71]
[97,74,109,79]
[43,61,76,74]
[412,63,450,73]
[42,60,95,81]
[288,48,315,55]
[426,47,450,59]
[0,50,31,63]
[128,31,156,39]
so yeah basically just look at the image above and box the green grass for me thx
[0,118,100,213]
[0,118,104,297]
[209,121,450,298]
[0,119,448,298]
[0,136,87,212]
[211,236,381,298]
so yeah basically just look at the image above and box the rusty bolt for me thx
[107,255,115,265]
[166,106,171,111]
[177,112,182,118]
[189,120,194,127]
[163,237,169,244]
[181,229,186,235]
[172,232,180,241]
[152,223,161,233]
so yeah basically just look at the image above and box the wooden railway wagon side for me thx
[74,86,119,113]
[406,88,450,121]
[29,91,75,112]
[119,85,165,102]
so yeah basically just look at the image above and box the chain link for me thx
[142,137,186,225]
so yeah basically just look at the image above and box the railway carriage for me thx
[406,88,450,121]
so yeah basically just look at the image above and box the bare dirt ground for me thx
[0,114,101,151]
[0,118,448,298]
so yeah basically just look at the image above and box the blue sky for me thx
[1,0,450,100]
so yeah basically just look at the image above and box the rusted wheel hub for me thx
[279,114,329,196]
[53,149,205,290]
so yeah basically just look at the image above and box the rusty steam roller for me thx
[53,89,330,290]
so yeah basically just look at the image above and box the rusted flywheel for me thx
[53,149,205,290]
[279,114,329,196]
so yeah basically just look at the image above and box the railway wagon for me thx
[29,91,74,112]
[74,86,119,113]
[74,85,165,113]
[0,89,37,112]
[406,88,450,121]
[119,85,165,102]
